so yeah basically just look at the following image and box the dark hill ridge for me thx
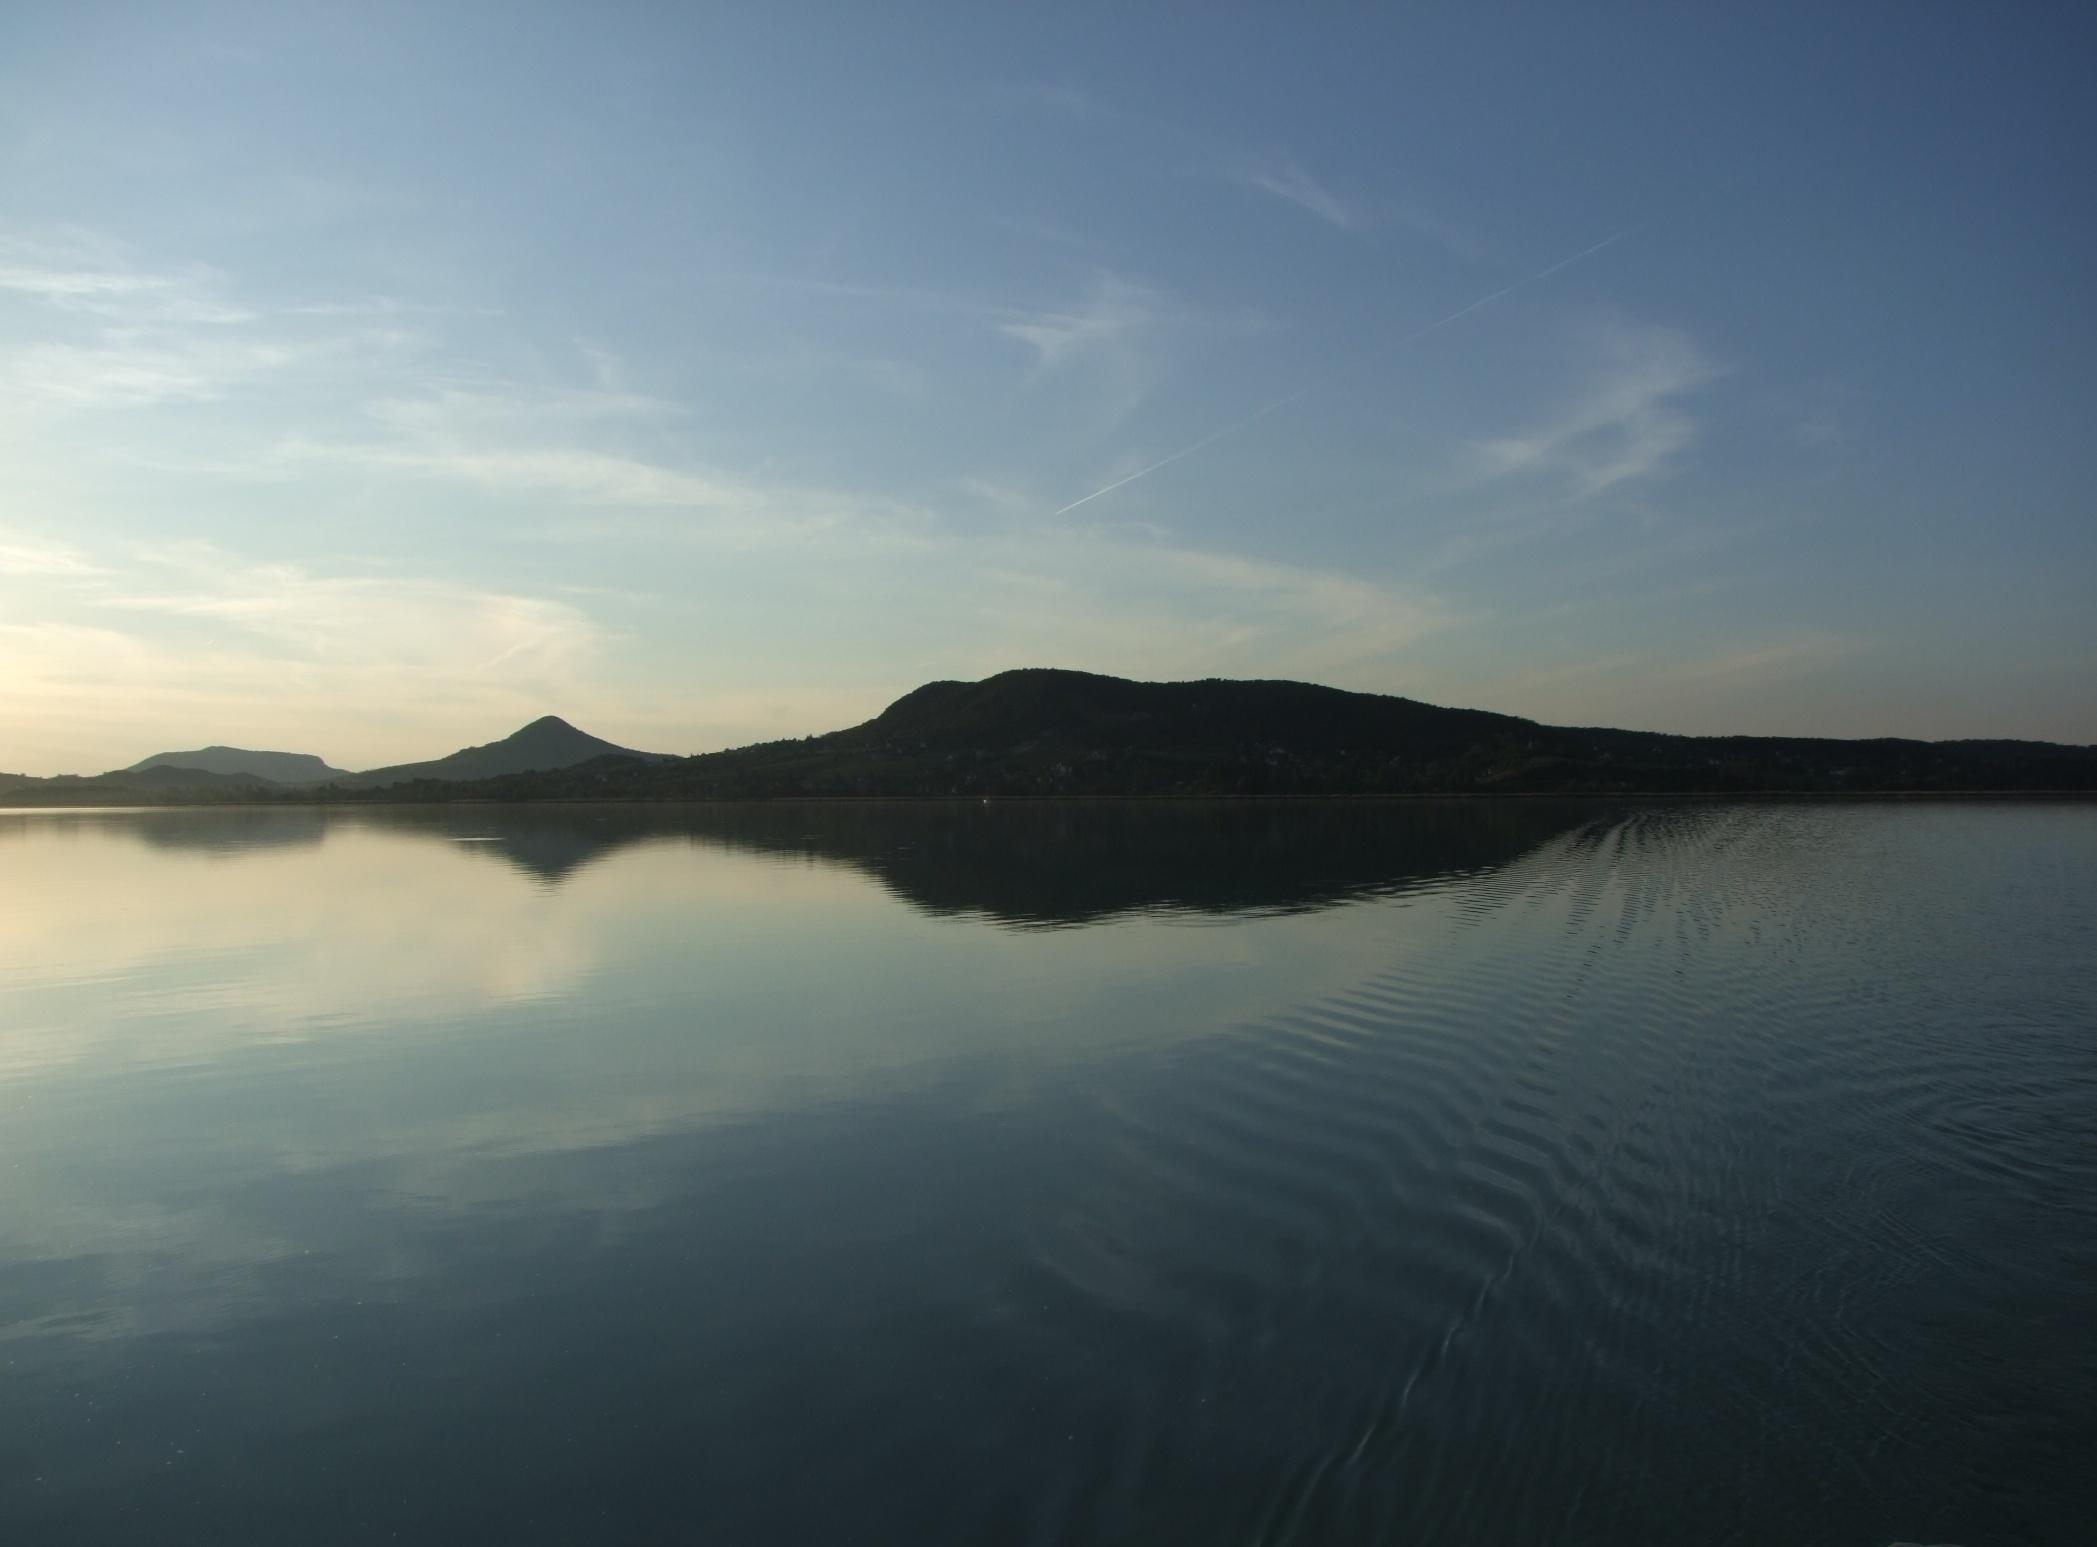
[4,715,668,803]
[323,669,2097,800]
[861,671,1522,758]
[9,673,2092,807]
[0,763,280,804]
[333,715,671,790]
[130,746,346,783]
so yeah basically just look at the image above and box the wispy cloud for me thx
[997,272,1196,425]
[0,335,317,411]
[1050,233,1633,519]
[110,543,604,679]
[745,267,1209,381]
[997,90,1487,264]
[361,381,683,435]
[997,272,1163,370]
[1468,315,1722,499]
[0,228,252,324]
[1236,152,1362,231]
[0,224,422,415]
[718,268,1167,420]
[288,438,756,512]
[1231,152,1488,261]
[0,530,104,578]
[267,378,929,544]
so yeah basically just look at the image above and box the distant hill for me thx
[130,746,346,783]
[322,669,2097,800]
[8,673,2093,807]
[333,715,670,789]
[0,763,280,804]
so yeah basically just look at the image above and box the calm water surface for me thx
[1,800,2092,1545]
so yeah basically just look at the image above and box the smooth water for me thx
[2,800,2092,1546]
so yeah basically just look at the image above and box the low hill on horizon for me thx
[6,715,665,803]
[130,746,347,784]
[331,715,671,790]
[323,668,2097,800]
[9,673,2093,806]
[0,763,281,804]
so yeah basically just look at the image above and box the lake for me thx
[2,800,2091,1546]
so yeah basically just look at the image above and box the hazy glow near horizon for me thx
[3,4,2092,774]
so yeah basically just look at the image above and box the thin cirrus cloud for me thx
[995,271,1272,432]
[0,226,417,414]
[103,542,604,682]
[1005,86,1483,263]
[271,380,936,546]
[711,266,1248,431]
[0,531,104,578]
[1235,152,1364,232]
[0,229,249,323]
[997,274,1165,370]
[0,336,313,412]
[996,273,1168,426]
[1466,316,1723,500]
[1232,152,1489,262]
[996,80,1488,265]
[744,267,1222,398]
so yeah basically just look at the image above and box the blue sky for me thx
[3,2,2092,772]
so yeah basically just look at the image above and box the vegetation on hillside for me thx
[10,670,2092,806]
[312,669,2097,800]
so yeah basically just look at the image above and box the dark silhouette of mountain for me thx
[0,764,279,804]
[331,716,670,789]
[9,671,2094,807]
[4,716,665,803]
[324,668,2097,800]
[130,746,346,783]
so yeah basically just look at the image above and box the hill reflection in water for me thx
[94,800,1605,925]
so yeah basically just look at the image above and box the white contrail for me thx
[1052,385,1316,518]
[1050,227,1632,519]
[1387,227,1630,348]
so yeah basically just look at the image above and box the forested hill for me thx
[129,747,346,783]
[330,716,669,789]
[318,669,2097,800]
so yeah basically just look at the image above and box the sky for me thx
[3,1,2093,774]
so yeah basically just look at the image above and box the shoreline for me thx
[8,788,2097,814]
